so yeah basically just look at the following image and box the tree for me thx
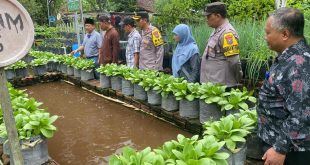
[19,0,64,25]
[105,0,138,12]
[154,0,210,27]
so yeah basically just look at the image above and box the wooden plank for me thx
[0,68,24,165]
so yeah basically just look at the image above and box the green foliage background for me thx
[19,0,64,25]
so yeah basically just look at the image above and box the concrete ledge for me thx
[10,72,62,88]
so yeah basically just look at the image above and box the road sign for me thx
[68,0,79,12]
[0,0,34,67]
[48,16,56,23]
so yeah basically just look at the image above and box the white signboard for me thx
[0,0,34,67]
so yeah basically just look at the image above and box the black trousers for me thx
[284,151,310,165]
[260,139,310,165]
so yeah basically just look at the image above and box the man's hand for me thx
[262,147,286,165]
[70,50,77,56]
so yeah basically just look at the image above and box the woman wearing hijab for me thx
[172,24,201,82]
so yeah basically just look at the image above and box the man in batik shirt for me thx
[257,8,310,165]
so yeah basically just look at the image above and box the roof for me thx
[137,0,155,12]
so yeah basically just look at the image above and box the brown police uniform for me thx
[200,3,243,87]
[139,25,164,70]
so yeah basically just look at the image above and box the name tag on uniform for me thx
[152,28,164,47]
[223,32,240,57]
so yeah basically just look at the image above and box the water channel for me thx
[22,81,191,165]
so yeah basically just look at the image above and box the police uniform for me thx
[200,2,243,87]
[133,12,164,71]
[139,25,164,70]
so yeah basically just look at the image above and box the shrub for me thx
[154,0,209,27]
[225,0,274,21]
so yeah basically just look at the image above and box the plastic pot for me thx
[15,68,28,78]
[223,143,247,165]
[100,74,111,88]
[5,69,16,80]
[199,100,224,123]
[61,64,67,74]
[81,70,94,81]
[147,90,161,105]
[161,93,179,111]
[33,65,47,76]
[246,130,265,159]
[121,78,134,96]
[179,99,199,119]
[134,83,147,101]
[67,66,74,76]
[111,76,122,90]
[4,135,49,165]
[74,68,81,78]
[47,61,57,72]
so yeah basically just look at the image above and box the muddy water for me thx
[23,81,191,165]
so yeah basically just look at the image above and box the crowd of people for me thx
[70,2,309,165]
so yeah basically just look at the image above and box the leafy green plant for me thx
[153,134,200,164]
[199,83,227,104]
[203,114,254,152]
[218,88,256,112]
[30,58,48,67]
[138,70,160,91]
[73,59,95,70]
[14,111,58,139]
[126,69,147,84]
[63,55,77,67]
[8,83,28,99]
[96,65,107,74]
[109,146,165,165]
[153,74,184,98]
[171,81,201,101]
[236,109,258,128]
[96,64,122,77]
[0,84,58,140]
[5,61,28,70]
[117,65,133,80]
[155,134,229,165]
[172,135,229,165]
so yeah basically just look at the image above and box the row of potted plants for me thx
[5,51,96,81]
[5,51,257,124]
[4,57,50,79]
[96,64,257,123]
[0,83,58,164]
[109,109,257,165]
[29,51,95,81]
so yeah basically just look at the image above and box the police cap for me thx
[204,2,227,17]
[132,11,149,21]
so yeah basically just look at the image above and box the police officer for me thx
[200,2,243,87]
[133,11,164,71]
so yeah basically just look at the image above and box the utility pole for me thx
[79,0,84,39]
[47,0,50,26]
[275,0,287,9]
